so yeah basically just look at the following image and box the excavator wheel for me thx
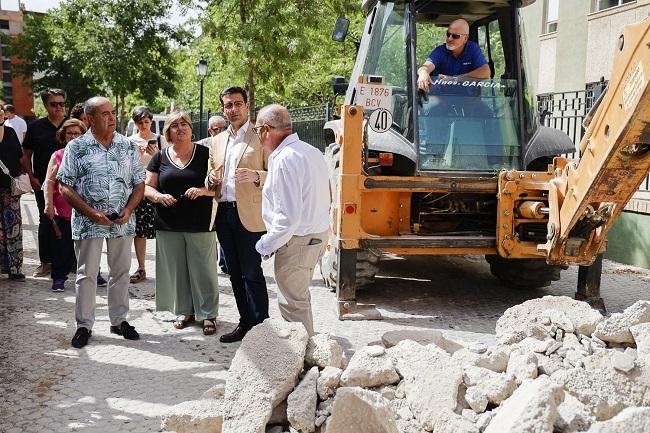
[322,142,380,291]
[485,255,564,290]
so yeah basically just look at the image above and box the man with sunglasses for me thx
[417,19,490,93]
[22,88,68,277]
[205,86,270,343]
[197,115,227,147]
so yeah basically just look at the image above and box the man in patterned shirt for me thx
[57,96,145,349]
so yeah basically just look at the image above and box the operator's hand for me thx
[417,70,433,93]
[155,193,177,207]
[113,208,133,225]
[30,175,42,192]
[235,168,259,183]
[184,187,203,200]
[89,210,113,226]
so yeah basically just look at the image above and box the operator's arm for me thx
[461,63,490,79]
[417,62,436,92]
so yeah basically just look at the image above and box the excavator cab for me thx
[324,0,650,319]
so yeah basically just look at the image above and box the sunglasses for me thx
[49,101,65,107]
[446,32,467,40]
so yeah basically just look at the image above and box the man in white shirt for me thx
[4,104,27,144]
[254,104,330,335]
[206,87,270,343]
[196,115,227,147]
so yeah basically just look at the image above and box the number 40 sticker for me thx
[368,108,393,133]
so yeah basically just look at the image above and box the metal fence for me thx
[537,89,649,192]
[190,103,330,151]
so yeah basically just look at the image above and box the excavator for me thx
[321,0,650,319]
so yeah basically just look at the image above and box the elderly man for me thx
[197,115,227,147]
[57,96,145,349]
[22,88,67,277]
[206,86,270,343]
[417,18,490,93]
[253,104,330,336]
[4,104,27,144]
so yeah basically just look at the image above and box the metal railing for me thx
[537,89,649,192]
[189,103,331,151]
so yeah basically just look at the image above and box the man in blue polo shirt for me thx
[417,19,490,93]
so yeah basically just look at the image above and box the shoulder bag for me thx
[0,158,32,196]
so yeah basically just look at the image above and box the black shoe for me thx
[9,273,26,282]
[219,324,249,343]
[110,321,140,340]
[71,327,91,348]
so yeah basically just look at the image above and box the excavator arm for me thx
[496,19,650,266]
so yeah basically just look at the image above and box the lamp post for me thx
[196,57,208,139]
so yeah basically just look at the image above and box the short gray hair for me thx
[208,115,227,126]
[256,104,292,129]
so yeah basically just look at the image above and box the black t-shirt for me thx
[0,126,23,189]
[22,117,66,182]
[147,144,213,232]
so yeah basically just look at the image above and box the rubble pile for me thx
[161,296,650,433]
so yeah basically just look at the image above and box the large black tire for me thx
[485,255,564,290]
[321,142,380,290]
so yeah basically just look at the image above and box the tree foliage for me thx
[6,0,186,127]
[174,0,363,114]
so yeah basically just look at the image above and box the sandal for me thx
[129,269,146,284]
[173,315,195,329]
[203,318,217,336]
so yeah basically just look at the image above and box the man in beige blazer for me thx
[206,86,271,343]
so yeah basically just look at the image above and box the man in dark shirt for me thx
[416,19,490,93]
[22,88,67,277]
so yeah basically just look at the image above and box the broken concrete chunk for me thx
[550,357,650,420]
[468,342,488,354]
[305,334,344,369]
[161,399,223,433]
[611,351,635,373]
[484,376,564,433]
[630,322,650,355]
[537,355,563,376]
[340,345,399,388]
[545,341,563,356]
[223,320,309,433]
[476,410,495,433]
[202,383,225,400]
[496,296,603,345]
[465,386,488,413]
[461,409,479,423]
[452,345,510,373]
[287,366,319,433]
[462,366,517,406]
[554,393,595,433]
[317,366,342,400]
[268,400,288,425]
[506,349,538,384]
[432,408,479,433]
[516,337,554,354]
[389,340,463,431]
[594,300,650,344]
[381,330,463,354]
[585,406,650,433]
[324,387,399,433]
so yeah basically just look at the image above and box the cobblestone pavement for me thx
[1,195,649,432]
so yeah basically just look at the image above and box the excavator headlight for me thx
[379,152,394,166]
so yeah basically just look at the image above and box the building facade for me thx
[0,6,34,119]
[521,0,650,269]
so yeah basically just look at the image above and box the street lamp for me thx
[196,57,208,139]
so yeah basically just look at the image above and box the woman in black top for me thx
[144,111,219,335]
[0,109,26,281]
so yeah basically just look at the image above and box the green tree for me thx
[7,0,186,128]
[176,0,362,114]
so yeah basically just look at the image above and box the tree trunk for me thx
[247,68,255,121]
[119,94,126,134]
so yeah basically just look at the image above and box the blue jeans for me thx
[215,204,268,329]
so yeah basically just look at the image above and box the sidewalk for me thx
[1,194,648,433]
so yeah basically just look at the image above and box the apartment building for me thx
[0,5,34,119]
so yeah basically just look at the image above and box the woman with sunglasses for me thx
[416,18,490,93]
[144,111,219,335]
[43,119,87,292]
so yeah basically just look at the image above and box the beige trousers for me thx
[273,230,328,335]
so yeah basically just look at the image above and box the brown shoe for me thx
[129,269,146,284]
[33,263,51,277]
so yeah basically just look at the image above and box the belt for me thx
[219,201,237,208]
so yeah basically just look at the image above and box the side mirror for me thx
[332,16,350,42]
[332,76,348,96]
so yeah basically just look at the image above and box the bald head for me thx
[449,19,470,35]
[257,104,292,130]
[84,96,112,116]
